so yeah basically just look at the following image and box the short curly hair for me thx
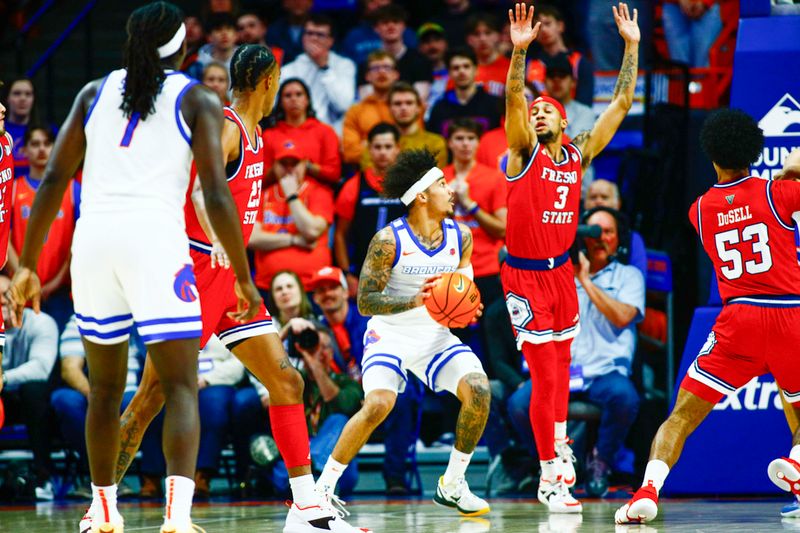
[700,109,764,170]
[381,148,438,202]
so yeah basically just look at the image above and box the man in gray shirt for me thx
[0,299,59,500]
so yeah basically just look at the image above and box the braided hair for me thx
[229,44,277,93]
[121,2,184,120]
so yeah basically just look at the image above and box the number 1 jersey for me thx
[689,175,800,303]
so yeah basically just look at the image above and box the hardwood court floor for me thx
[1,498,798,532]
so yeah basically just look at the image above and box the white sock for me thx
[790,445,800,463]
[164,475,194,528]
[317,457,347,493]
[540,459,559,481]
[554,421,568,442]
[90,483,119,522]
[289,474,317,507]
[642,460,670,493]
[443,448,473,485]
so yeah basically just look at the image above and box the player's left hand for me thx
[470,303,485,325]
[210,241,231,269]
[6,267,41,327]
[230,278,262,323]
[613,2,640,44]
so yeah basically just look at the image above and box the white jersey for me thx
[374,216,462,328]
[81,68,198,226]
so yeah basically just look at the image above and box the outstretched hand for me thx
[508,3,541,50]
[613,2,640,44]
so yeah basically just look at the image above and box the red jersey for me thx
[11,176,77,285]
[505,142,583,259]
[0,133,15,268]
[186,107,264,253]
[689,175,800,303]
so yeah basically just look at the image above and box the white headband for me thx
[158,23,186,58]
[400,167,444,206]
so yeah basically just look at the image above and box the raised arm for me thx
[8,80,97,322]
[357,226,436,316]
[504,3,541,176]
[572,3,639,168]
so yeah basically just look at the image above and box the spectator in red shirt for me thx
[334,123,403,297]
[443,117,506,306]
[9,125,78,331]
[262,78,341,186]
[249,141,334,292]
[466,13,511,98]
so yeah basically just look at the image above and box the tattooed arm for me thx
[573,3,640,170]
[504,3,541,177]
[458,223,474,269]
[358,227,434,316]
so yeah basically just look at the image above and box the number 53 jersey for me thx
[689,175,800,303]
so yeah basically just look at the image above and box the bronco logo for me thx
[173,264,198,303]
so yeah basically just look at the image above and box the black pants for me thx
[2,381,52,484]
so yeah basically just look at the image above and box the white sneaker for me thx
[284,501,372,533]
[35,481,54,501]
[79,508,92,533]
[433,476,491,517]
[555,439,577,488]
[538,477,582,513]
[614,483,659,524]
[79,505,125,533]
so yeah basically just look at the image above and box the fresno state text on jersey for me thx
[186,107,264,254]
[506,143,583,259]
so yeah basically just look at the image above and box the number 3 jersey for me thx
[689,175,800,303]
[505,142,583,259]
[185,106,264,252]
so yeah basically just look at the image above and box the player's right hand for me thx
[6,267,41,327]
[413,274,442,307]
[230,278,262,323]
[508,3,541,50]
[210,241,231,269]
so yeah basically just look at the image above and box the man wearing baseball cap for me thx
[417,22,449,109]
[249,140,334,292]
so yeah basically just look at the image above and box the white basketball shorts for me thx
[360,318,486,396]
[70,213,202,345]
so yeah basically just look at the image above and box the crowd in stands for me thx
[0,0,730,502]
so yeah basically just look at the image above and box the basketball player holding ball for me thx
[316,149,492,518]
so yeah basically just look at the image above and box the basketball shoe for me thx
[781,497,800,519]
[79,506,124,533]
[769,457,800,495]
[160,523,206,532]
[538,476,582,513]
[433,476,491,516]
[284,499,373,533]
[614,482,659,524]
[555,438,577,488]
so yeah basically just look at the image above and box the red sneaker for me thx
[768,457,800,495]
[614,483,659,524]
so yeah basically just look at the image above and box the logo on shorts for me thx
[698,331,717,356]
[364,329,381,347]
[173,264,198,303]
[505,292,533,329]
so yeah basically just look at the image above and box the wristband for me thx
[467,202,480,216]
[286,193,300,203]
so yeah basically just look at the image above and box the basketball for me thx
[425,272,482,328]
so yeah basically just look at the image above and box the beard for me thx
[536,130,557,144]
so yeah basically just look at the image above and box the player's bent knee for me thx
[362,390,397,426]
[277,367,304,401]
[459,373,491,411]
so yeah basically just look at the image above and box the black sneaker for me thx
[385,476,409,496]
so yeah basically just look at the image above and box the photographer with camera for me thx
[508,207,644,497]
[274,324,363,496]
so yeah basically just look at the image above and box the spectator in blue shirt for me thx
[507,207,644,498]
[0,288,58,499]
[341,0,418,65]
[584,179,647,278]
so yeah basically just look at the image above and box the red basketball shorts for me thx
[682,297,800,404]
[500,260,580,349]
[191,250,276,349]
